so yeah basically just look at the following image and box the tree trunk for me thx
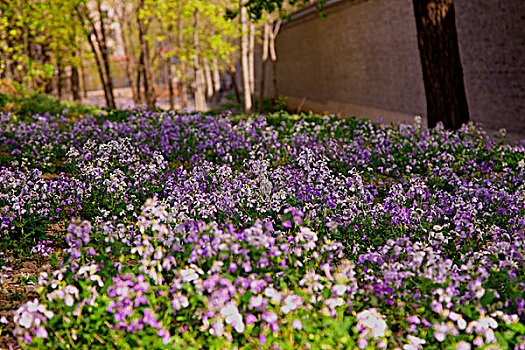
[193,11,207,111]
[259,20,270,114]
[79,59,88,98]
[248,22,255,96]
[229,65,242,105]
[240,2,252,113]
[96,1,116,109]
[136,51,143,105]
[204,58,214,99]
[77,47,87,98]
[212,57,221,103]
[177,17,187,109]
[137,0,156,110]
[71,65,81,101]
[75,4,115,108]
[84,30,110,107]
[269,19,281,99]
[57,64,64,99]
[118,7,139,105]
[412,0,469,130]
[167,55,175,110]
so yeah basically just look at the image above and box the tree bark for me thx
[57,63,64,99]
[70,65,81,101]
[212,57,221,103]
[137,0,156,110]
[248,22,255,96]
[259,20,270,114]
[269,19,281,99]
[193,11,207,111]
[136,51,143,105]
[177,16,187,109]
[229,65,242,105]
[240,2,252,113]
[79,48,88,98]
[167,55,175,110]
[204,58,214,99]
[117,3,139,105]
[96,1,116,109]
[412,0,469,130]
[75,4,115,109]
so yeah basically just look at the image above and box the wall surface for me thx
[455,0,525,135]
[261,0,427,124]
[261,0,524,135]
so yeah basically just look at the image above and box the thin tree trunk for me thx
[96,1,116,109]
[167,55,175,110]
[193,11,207,111]
[177,17,187,109]
[71,65,81,101]
[259,20,270,114]
[212,57,221,102]
[229,65,242,105]
[240,2,252,113]
[412,0,469,130]
[137,0,156,110]
[118,7,138,105]
[75,4,115,108]
[79,59,88,98]
[269,19,281,99]
[84,32,110,106]
[57,63,64,99]
[248,22,255,96]
[136,51,143,105]
[204,58,214,99]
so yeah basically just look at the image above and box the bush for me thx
[15,94,100,117]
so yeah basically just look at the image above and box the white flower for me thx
[356,308,388,339]
[220,302,245,333]
[455,341,471,350]
[403,335,426,350]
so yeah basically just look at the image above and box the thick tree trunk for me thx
[193,11,207,111]
[412,0,469,130]
[240,2,252,113]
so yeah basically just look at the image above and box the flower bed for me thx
[1,110,525,349]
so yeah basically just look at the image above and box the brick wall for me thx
[455,0,525,135]
[261,0,524,135]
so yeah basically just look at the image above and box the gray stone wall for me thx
[261,0,524,135]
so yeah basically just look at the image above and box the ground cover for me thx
[0,110,524,349]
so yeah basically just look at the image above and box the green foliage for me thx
[12,94,100,118]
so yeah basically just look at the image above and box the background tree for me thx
[74,0,117,109]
